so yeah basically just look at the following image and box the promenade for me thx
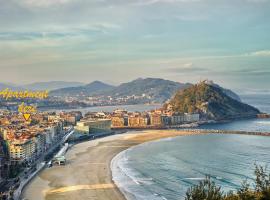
[14,128,74,200]
[22,128,270,200]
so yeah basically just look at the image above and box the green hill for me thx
[170,81,260,120]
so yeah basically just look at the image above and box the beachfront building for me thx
[0,140,6,186]
[73,118,112,139]
[0,157,4,185]
[74,121,90,135]
[139,116,149,127]
[171,113,185,125]
[184,113,200,122]
[43,123,63,147]
[128,116,140,127]
[161,115,171,126]
[150,113,162,126]
[44,128,56,147]
[8,138,36,162]
[128,115,149,127]
[170,113,200,125]
[86,119,111,134]
[33,133,46,156]
[111,116,125,128]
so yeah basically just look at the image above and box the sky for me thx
[0,0,270,91]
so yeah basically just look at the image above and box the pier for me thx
[172,129,270,136]
[113,127,270,137]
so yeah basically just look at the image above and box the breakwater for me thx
[178,129,270,136]
[112,127,270,137]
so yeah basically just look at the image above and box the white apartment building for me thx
[8,139,36,162]
[33,133,46,156]
[184,113,200,122]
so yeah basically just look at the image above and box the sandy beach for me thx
[22,130,201,200]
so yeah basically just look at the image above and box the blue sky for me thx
[0,0,270,91]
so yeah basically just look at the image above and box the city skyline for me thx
[0,0,270,90]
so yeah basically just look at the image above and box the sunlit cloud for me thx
[15,0,75,8]
[130,0,202,6]
[247,50,270,57]
[0,0,269,89]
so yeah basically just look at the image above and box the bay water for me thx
[111,94,270,200]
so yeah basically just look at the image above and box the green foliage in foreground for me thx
[185,165,270,200]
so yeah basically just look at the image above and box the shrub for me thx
[184,165,270,200]
[185,176,224,200]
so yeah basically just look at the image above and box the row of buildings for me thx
[0,106,200,196]
[0,110,82,192]
[72,107,200,139]
[111,112,200,128]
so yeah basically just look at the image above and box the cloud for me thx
[248,50,270,57]
[16,0,75,8]
[237,88,270,95]
[130,0,201,6]
[247,0,269,3]
[166,63,209,74]
[0,22,121,41]
[231,68,270,76]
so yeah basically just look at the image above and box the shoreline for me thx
[21,130,205,200]
[22,128,270,200]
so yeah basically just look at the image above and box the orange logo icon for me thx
[18,102,37,122]
[23,113,31,121]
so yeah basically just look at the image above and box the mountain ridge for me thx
[23,81,85,91]
[0,79,244,108]
[50,81,115,97]
[50,78,192,103]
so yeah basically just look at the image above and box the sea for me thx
[111,94,270,200]
[52,104,161,115]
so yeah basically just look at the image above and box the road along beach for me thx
[22,130,202,200]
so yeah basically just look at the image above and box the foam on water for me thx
[111,133,270,200]
[111,94,270,200]
[111,148,168,200]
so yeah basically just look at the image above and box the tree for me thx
[184,165,270,200]
[237,181,256,200]
[185,176,224,200]
[254,165,270,200]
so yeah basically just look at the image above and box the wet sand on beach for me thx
[22,130,199,200]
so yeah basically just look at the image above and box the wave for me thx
[111,148,168,200]
[111,133,270,200]
[182,177,206,180]
[256,121,270,125]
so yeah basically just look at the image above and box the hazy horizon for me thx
[0,0,269,90]
[2,78,270,95]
